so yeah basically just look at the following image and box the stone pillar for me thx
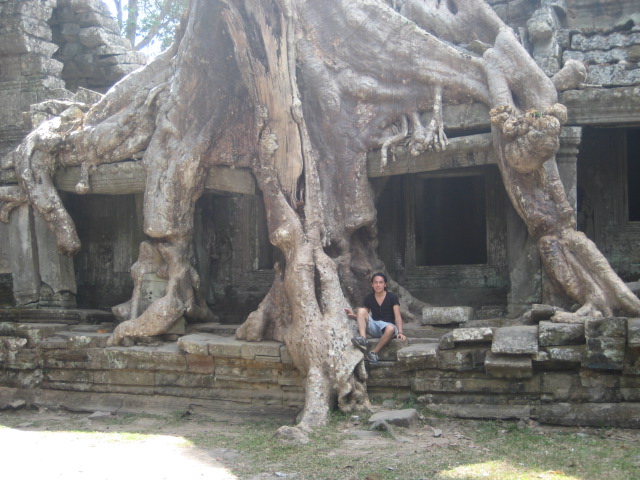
[33,211,77,307]
[7,205,77,307]
[7,205,40,305]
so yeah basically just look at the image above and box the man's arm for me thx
[393,304,406,341]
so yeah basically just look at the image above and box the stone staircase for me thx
[1,306,640,428]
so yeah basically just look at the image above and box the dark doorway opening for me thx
[415,175,487,266]
[627,127,640,222]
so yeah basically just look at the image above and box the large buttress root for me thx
[539,230,640,321]
[108,237,214,346]
[485,29,640,319]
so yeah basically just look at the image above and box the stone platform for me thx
[1,311,640,428]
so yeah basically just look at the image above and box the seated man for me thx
[345,272,406,365]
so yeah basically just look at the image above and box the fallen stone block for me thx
[368,408,418,428]
[539,321,585,346]
[417,402,531,420]
[452,327,493,344]
[422,306,473,326]
[484,352,532,379]
[530,304,555,321]
[492,326,539,355]
[396,343,439,368]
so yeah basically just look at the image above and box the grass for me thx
[1,408,639,480]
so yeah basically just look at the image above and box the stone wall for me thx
[0,0,146,308]
[1,312,639,427]
[50,0,146,93]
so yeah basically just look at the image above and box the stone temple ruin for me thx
[0,0,640,427]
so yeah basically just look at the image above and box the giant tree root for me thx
[539,229,640,322]
[108,238,214,346]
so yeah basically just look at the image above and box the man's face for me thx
[371,276,386,293]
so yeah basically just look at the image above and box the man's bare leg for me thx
[371,325,395,354]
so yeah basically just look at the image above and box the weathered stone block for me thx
[185,354,215,374]
[422,306,473,325]
[452,327,493,343]
[396,343,439,368]
[45,369,94,384]
[492,326,539,354]
[39,337,69,349]
[240,340,282,360]
[58,331,110,349]
[621,375,640,401]
[369,409,418,428]
[484,352,532,379]
[93,370,154,386]
[0,323,17,336]
[439,332,455,350]
[278,370,303,387]
[103,346,156,370]
[628,318,640,346]
[541,373,582,401]
[10,349,42,369]
[177,333,214,356]
[437,347,487,371]
[623,346,640,375]
[544,345,586,363]
[585,317,627,338]
[215,364,280,384]
[539,321,585,346]
[155,372,216,389]
[530,304,555,321]
[586,337,626,370]
[43,349,91,369]
[533,402,640,428]
[413,372,541,395]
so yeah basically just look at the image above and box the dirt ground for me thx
[1,406,639,480]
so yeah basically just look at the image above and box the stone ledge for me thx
[177,333,285,361]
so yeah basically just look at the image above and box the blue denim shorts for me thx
[366,315,398,338]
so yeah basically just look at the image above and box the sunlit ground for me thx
[439,460,581,480]
[0,426,238,479]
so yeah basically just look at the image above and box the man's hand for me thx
[397,332,407,341]
[344,308,356,319]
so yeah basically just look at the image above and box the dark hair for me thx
[370,272,387,284]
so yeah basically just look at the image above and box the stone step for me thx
[0,308,115,325]
[190,322,240,336]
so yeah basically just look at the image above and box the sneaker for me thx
[366,351,379,365]
[351,336,369,353]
